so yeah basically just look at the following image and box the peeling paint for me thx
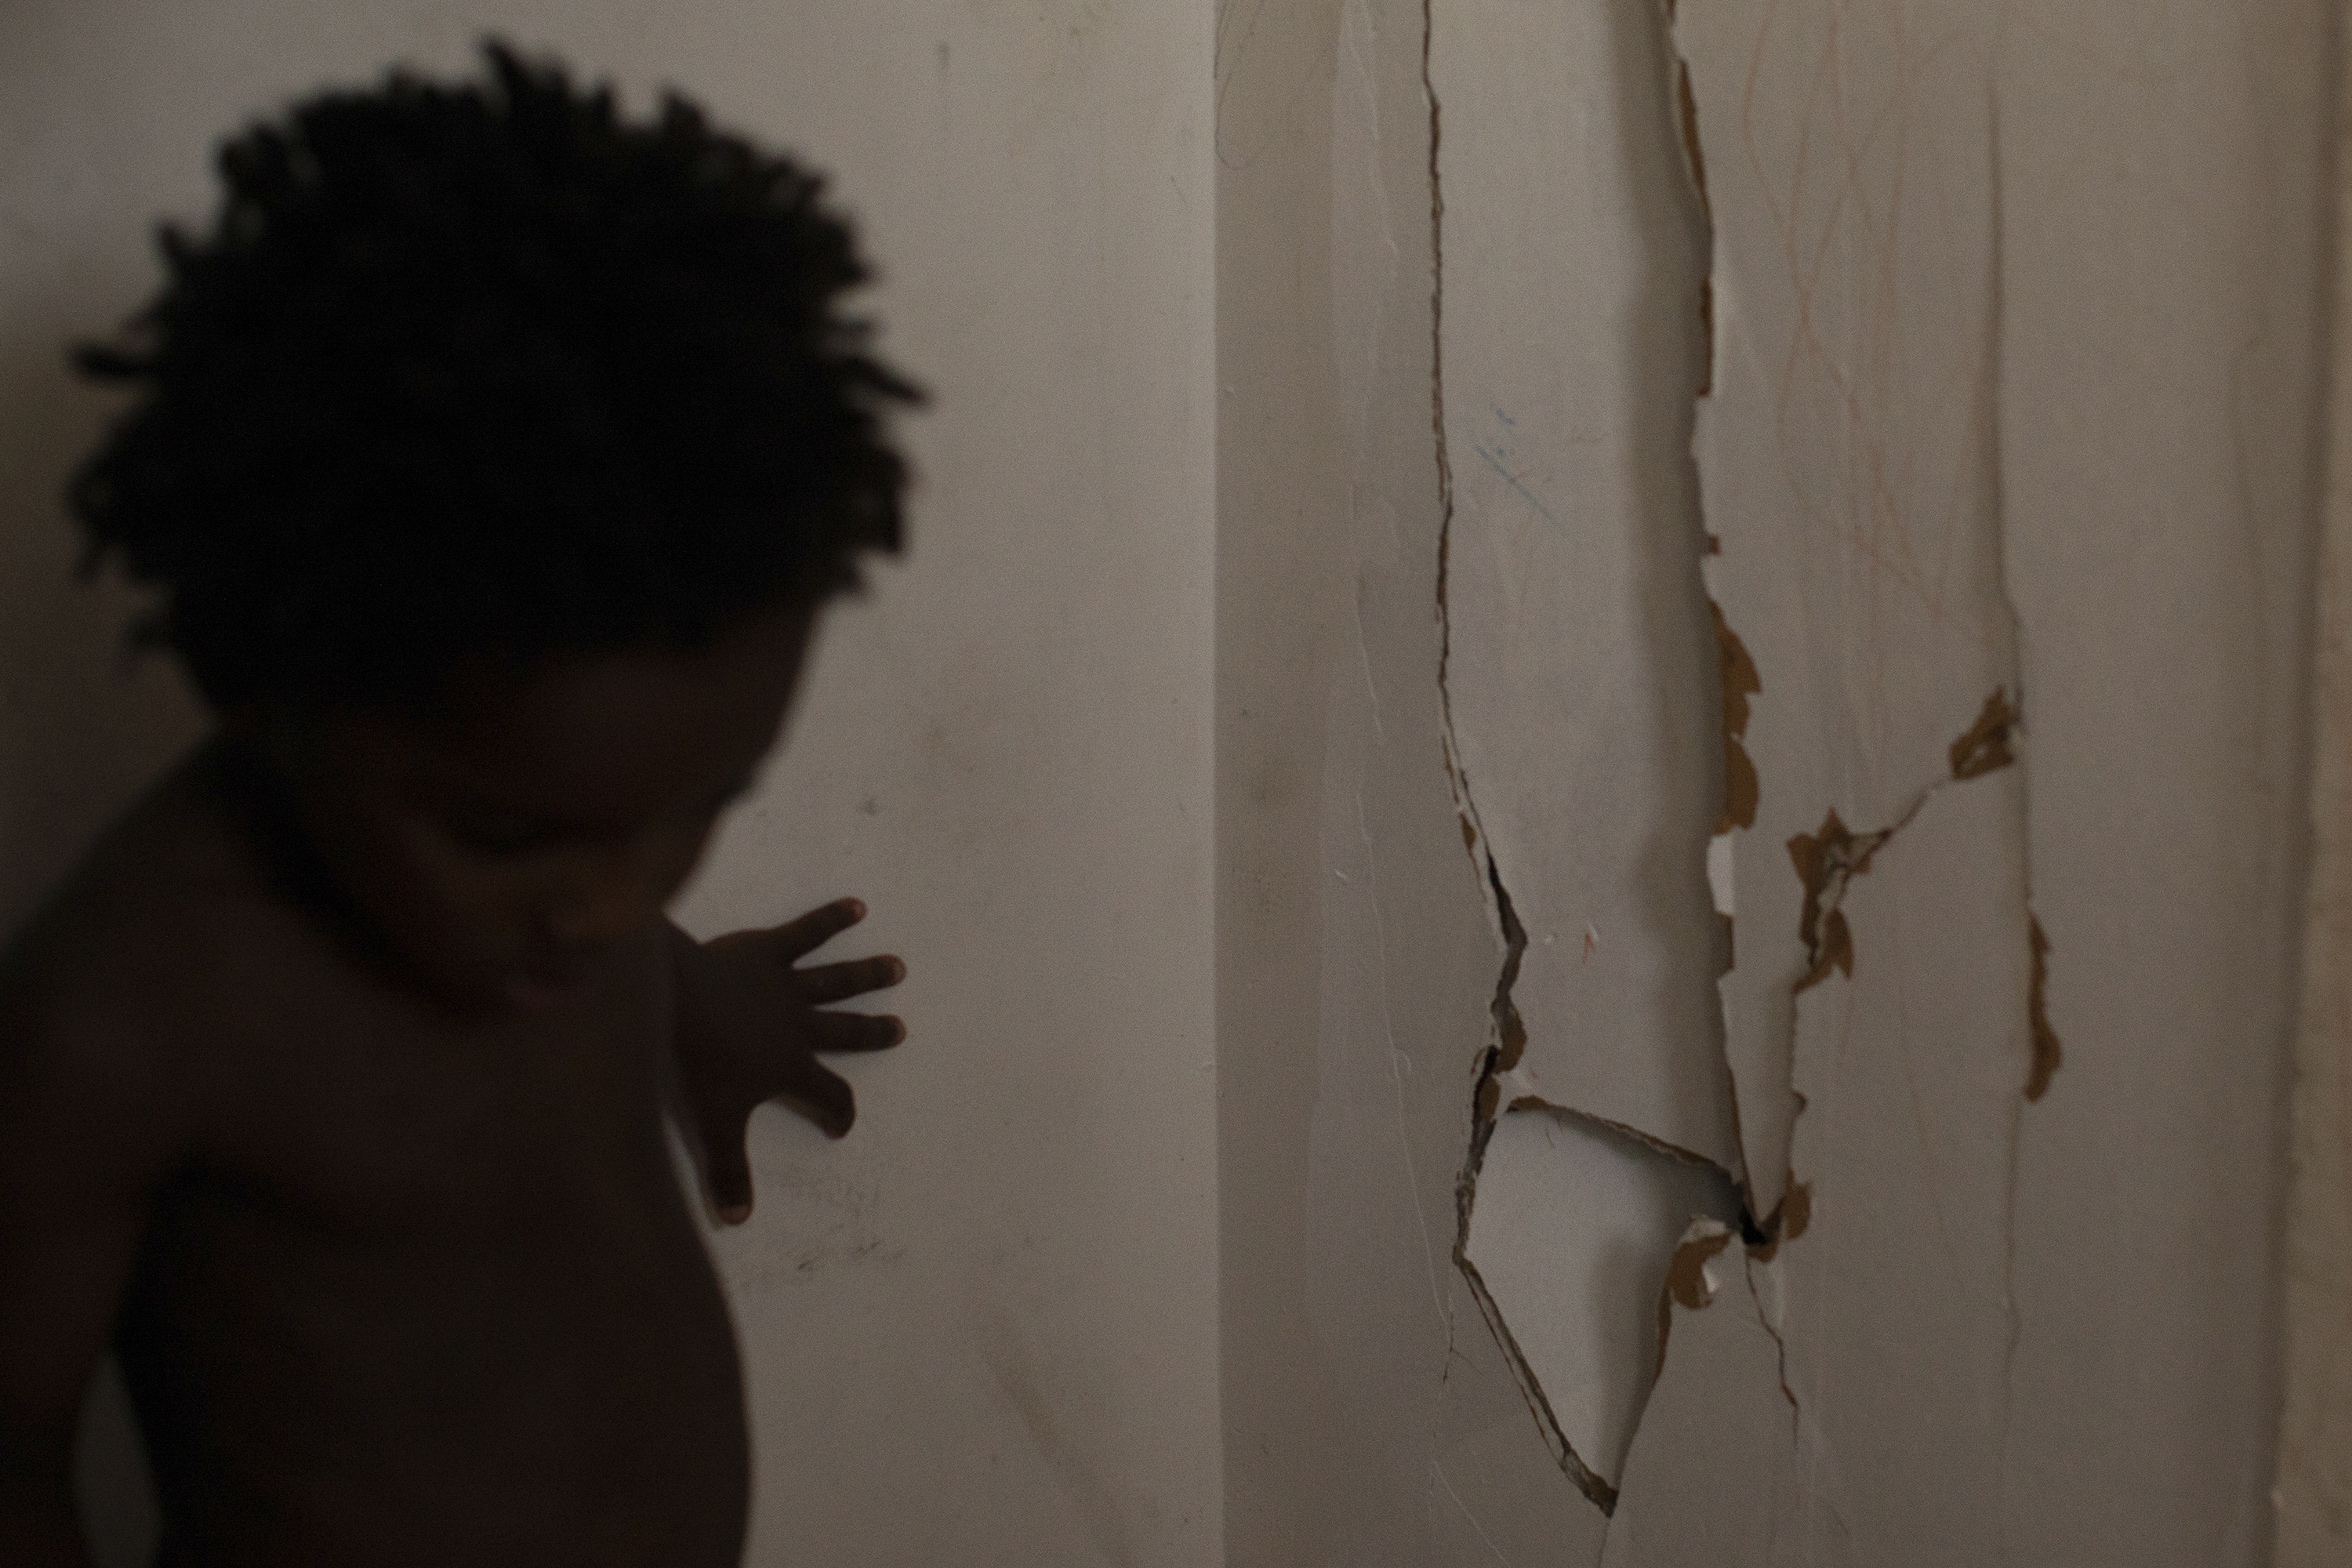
[1748,1178,1812,1264]
[2024,916,2060,1102]
[1229,0,2320,1555]
[1429,0,1749,1513]
[1788,808,1893,995]
[1950,689,2020,782]
[1421,0,1613,1507]
[1657,0,1711,396]
[1651,1221,1734,1381]
[1713,601,1761,834]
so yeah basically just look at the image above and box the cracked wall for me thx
[1221,0,2331,1562]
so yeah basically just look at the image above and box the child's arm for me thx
[664,901,904,1223]
[0,958,191,1568]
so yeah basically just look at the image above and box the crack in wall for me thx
[1430,0,1772,1515]
[1980,99,2058,1552]
[1426,0,1479,856]
[1744,1250,1804,1431]
[1770,689,2031,1197]
[1422,3,1641,1502]
[1450,856,1627,1510]
[1418,0,1622,1509]
[1607,18,2078,1548]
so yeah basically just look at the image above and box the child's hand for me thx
[670,899,905,1224]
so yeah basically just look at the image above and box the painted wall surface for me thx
[1214,3,1614,1561]
[2279,20,2352,1562]
[0,4,1220,1566]
[1221,0,2328,1563]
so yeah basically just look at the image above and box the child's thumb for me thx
[706,1128,756,1225]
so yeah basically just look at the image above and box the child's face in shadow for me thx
[257,600,818,1014]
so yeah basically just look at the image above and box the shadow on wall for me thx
[0,276,193,1568]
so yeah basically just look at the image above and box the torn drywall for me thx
[1609,0,2319,1560]
[1220,0,2325,1559]
[1428,0,1737,1176]
[1608,767,2034,1561]
[1682,0,2017,1225]
[1436,0,2293,1550]
[1461,1107,1738,1499]
[1425,0,1748,1507]
[1608,0,2034,1551]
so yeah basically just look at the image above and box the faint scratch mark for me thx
[1472,442,1559,525]
[1432,1459,1517,1566]
[1358,786,1448,1326]
[1349,579,1388,741]
[975,1305,1132,1565]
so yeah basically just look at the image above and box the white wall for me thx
[0,4,1221,1564]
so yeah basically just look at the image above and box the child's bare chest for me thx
[121,943,749,1566]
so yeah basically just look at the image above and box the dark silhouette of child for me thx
[0,42,917,1566]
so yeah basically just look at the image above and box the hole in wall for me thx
[1461,1105,1740,1494]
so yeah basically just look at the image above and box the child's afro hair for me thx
[71,39,921,710]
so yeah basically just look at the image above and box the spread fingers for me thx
[797,954,906,1004]
[771,897,867,959]
[811,1011,906,1053]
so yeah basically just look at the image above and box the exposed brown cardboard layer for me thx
[2024,916,2060,1103]
[1950,691,2020,782]
[1715,603,1762,835]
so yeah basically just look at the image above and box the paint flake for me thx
[2024,916,2060,1102]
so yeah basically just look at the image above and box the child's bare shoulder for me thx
[1,746,313,1118]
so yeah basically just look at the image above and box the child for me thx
[0,42,916,1566]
